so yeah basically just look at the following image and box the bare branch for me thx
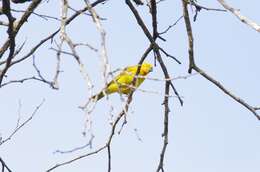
[181,0,260,120]
[47,41,153,172]
[107,145,111,172]
[126,1,179,171]
[125,0,183,106]
[0,0,107,68]
[156,82,170,172]
[0,0,42,59]
[54,134,95,154]
[181,0,195,73]
[190,0,226,12]
[47,95,134,172]
[46,145,107,172]
[217,0,260,32]
[0,0,16,85]
[0,157,12,172]
[32,56,58,89]
[0,99,45,146]
[193,65,260,120]
[254,107,260,111]
[1,76,39,87]
[159,16,183,35]
[11,8,61,21]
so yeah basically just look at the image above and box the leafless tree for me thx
[0,0,259,172]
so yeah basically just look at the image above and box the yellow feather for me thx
[92,62,153,101]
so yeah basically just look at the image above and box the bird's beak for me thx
[149,68,153,72]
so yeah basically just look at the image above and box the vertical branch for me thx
[181,0,195,73]
[126,1,181,171]
[60,0,68,45]
[52,0,69,89]
[156,82,170,172]
[107,145,111,172]
[154,53,171,172]
[151,4,171,168]
[150,0,158,39]
[84,0,110,85]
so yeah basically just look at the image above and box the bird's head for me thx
[140,62,153,75]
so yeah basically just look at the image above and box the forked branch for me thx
[181,0,260,120]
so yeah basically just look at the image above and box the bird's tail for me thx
[91,92,105,101]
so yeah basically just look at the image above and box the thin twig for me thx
[11,8,61,21]
[54,134,95,154]
[190,0,226,12]
[159,16,183,35]
[32,55,58,89]
[46,145,107,172]
[0,99,45,146]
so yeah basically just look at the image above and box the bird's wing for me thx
[106,67,134,86]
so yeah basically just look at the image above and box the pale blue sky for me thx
[0,0,260,172]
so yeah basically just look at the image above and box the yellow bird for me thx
[92,62,153,101]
